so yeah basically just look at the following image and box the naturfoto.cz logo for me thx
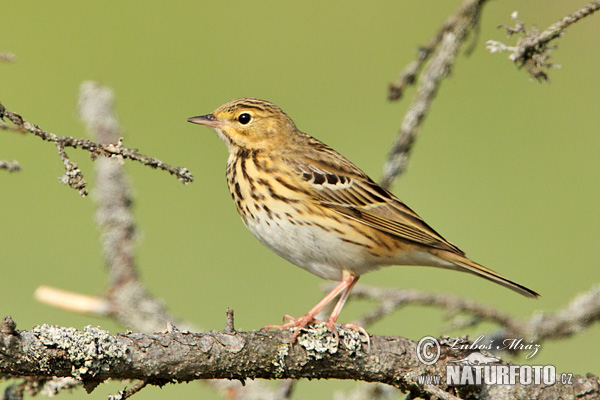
[416,336,573,386]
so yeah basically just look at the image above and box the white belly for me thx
[243,208,380,281]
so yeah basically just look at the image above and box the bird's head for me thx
[187,98,298,152]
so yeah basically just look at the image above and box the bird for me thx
[187,98,539,341]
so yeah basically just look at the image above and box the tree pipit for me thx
[187,98,538,342]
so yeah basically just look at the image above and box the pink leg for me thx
[326,273,370,351]
[262,271,357,342]
[327,273,359,325]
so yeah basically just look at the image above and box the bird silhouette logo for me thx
[448,352,501,365]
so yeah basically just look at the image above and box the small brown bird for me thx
[188,98,538,339]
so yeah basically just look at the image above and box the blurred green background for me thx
[1,1,598,398]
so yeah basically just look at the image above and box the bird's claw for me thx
[262,315,370,351]
[261,314,326,342]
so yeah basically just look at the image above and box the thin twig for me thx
[79,82,139,287]
[387,0,486,100]
[225,308,236,333]
[492,284,600,343]
[34,286,110,316]
[76,82,279,400]
[55,142,88,196]
[77,81,186,333]
[0,101,194,195]
[487,1,600,81]
[382,0,487,188]
[347,284,600,346]
[108,380,149,400]
[348,285,516,330]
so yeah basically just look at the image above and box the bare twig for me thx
[347,284,600,345]
[225,308,236,333]
[388,0,486,101]
[492,284,600,344]
[487,1,600,81]
[345,285,516,329]
[0,100,194,196]
[108,380,148,400]
[55,142,88,196]
[0,160,21,172]
[34,286,110,316]
[382,0,488,188]
[75,82,278,400]
[79,82,139,287]
[76,81,187,333]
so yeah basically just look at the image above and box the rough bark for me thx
[1,319,597,399]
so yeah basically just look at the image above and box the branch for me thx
[1,318,596,400]
[382,0,488,188]
[0,101,193,196]
[490,284,600,345]
[77,81,186,332]
[32,82,287,399]
[348,285,516,330]
[487,1,600,81]
[348,284,600,347]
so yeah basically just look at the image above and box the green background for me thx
[1,1,598,398]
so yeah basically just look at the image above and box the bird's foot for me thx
[262,313,329,343]
[335,322,371,353]
[262,315,369,351]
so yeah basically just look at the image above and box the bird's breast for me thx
[224,153,397,280]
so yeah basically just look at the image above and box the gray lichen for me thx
[30,325,127,379]
[273,344,290,377]
[298,325,366,360]
[298,325,339,359]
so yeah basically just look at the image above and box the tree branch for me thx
[1,318,596,400]
[31,82,285,399]
[0,101,193,196]
[487,1,600,81]
[382,0,488,188]
[348,284,600,344]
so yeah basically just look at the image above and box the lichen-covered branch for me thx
[382,0,488,188]
[487,1,600,81]
[1,317,596,400]
[0,101,193,196]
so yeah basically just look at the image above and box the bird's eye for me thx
[238,113,251,125]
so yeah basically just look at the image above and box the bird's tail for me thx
[438,252,540,298]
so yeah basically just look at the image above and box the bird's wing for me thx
[287,150,465,256]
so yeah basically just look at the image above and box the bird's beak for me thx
[186,114,223,128]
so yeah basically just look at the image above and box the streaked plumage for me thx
[187,98,538,339]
